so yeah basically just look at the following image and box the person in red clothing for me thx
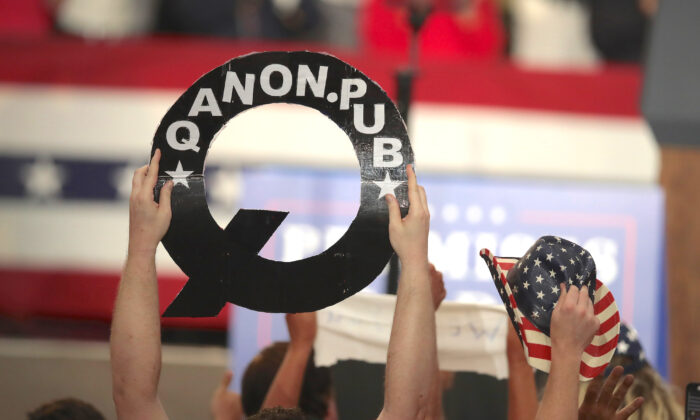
[360,0,505,59]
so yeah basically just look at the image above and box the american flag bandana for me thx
[480,236,621,381]
[603,323,648,376]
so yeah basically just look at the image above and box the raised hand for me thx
[128,149,173,255]
[286,312,317,348]
[385,164,430,269]
[535,283,600,420]
[550,283,600,356]
[210,370,243,420]
[429,263,446,310]
[579,366,644,420]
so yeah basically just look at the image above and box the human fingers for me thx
[418,185,429,215]
[580,373,605,411]
[598,365,624,408]
[385,194,402,226]
[145,149,161,190]
[609,373,634,411]
[220,370,234,388]
[158,180,173,216]
[615,397,644,420]
[577,285,591,308]
[131,165,148,191]
[558,282,568,303]
[566,285,580,307]
[406,164,419,210]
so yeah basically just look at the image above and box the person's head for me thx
[248,406,307,420]
[242,342,332,418]
[27,398,105,420]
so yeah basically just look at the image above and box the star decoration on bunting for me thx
[372,172,404,200]
[166,161,194,188]
[112,163,142,200]
[22,157,65,200]
[207,168,243,207]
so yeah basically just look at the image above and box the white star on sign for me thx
[166,161,194,188]
[373,172,404,199]
[22,157,65,200]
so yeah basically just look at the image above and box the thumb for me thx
[220,370,233,388]
[385,194,401,226]
[158,180,173,213]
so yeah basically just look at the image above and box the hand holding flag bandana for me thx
[480,236,621,381]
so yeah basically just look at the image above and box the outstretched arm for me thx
[535,284,599,420]
[379,164,436,420]
[110,150,172,420]
[506,321,538,420]
[261,312,317,410]
[426,264,447,420]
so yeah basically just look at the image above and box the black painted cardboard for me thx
[152,51,413,316]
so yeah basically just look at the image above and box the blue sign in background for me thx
[229,167,666,391]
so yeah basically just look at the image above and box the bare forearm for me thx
[507,358,538,420]
[535,352,579,420]
[110,250,163,413]
[426,369,445,420]
[262,342,312,409]
[383,261,436,419]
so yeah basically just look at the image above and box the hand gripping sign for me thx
[153,51,413,316]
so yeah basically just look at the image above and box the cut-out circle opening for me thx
[204,102,361,262]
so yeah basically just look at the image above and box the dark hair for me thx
[28,398,105,420]
[242,342,331,417]
[248,406,307,420]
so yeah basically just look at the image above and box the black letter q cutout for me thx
[153,51,413,316]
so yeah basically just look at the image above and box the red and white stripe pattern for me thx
[480,248,620,381]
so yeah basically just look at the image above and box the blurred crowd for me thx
[2,0,658,65]
[25,155,684,420]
